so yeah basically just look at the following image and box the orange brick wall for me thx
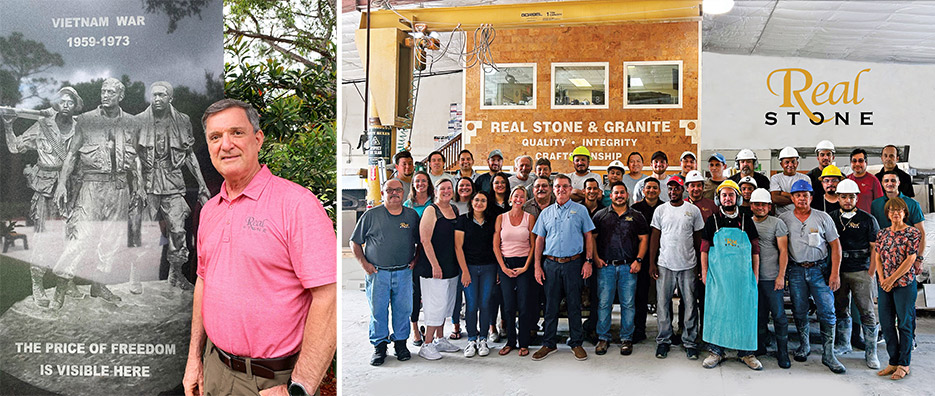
[463,21,699,173]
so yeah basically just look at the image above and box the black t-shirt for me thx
[875,167,915,198]
[592,206,649,263]
[811,197,841,213]
[455,214,497,265]
[829,209,880,272]
[807,167,827,199]
[632,200,662,229]
[729,172,770,191]
[416,204,460,279]
[702,210,760,253]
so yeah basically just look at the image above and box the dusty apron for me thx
[703,221,758,351]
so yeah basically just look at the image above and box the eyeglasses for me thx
[385,188,404,194]
[851,158,866,163]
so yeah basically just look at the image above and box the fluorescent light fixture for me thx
[568,78,591,88]
[631,77,643,87]
[703,0,733,14]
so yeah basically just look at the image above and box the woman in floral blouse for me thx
[872,197,919,380]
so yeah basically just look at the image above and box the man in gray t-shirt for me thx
[749,188,791,367]
[350,179,422,365]
[777,179,845,373]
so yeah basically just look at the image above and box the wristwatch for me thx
[288,378,310,396]
[585,257,594,264]
[635,257,643,264]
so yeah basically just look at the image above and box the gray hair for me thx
[201,99,261,132]
[514,155,533,166]
[151,81,174,98]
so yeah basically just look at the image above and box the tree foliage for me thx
[0,32,64,103]
[223,0,337,225]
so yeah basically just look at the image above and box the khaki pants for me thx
[203,339,293,396]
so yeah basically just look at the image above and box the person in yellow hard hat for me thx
[568,146,603,202]
[812,164,844,213]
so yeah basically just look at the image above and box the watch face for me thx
[288,383,307,396]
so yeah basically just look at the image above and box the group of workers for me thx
[351,141,923,381]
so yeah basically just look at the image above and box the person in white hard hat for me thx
[729,149,770,191]
[748,188,791,369]
[828,178,881,369]
[769,147,810,216]
[602,159,627,207]
[738,176,757,210]
[807,140,836,199]
[686,170,716,221]
[702,153,728,200]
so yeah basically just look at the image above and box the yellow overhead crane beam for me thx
[359,0,702,31]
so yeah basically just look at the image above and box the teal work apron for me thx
[702,221,758,351]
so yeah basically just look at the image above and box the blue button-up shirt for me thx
[532,199,595,257]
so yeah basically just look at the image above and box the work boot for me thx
[851,321,866,351]
[834,317,852,355]
[49,277,69,310]
[776,330,791,369]
[595,340,609,355]
[90,282,121,303]
[128,262,143,295]
[370,342,388,366]
[168,261,194,291]
[820,322,846,374]
[64,279,84,298]
[394,340,411,361]
[793,324,810,362]
[30,266,50,308]
[863,324,880,369]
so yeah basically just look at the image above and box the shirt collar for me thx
[218,165,273,203]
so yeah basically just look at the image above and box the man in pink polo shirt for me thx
[182,99,336,396]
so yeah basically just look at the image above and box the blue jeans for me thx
[500,257,536,348]
[542,257,585,348]
[787,263,836,329]
[366,268,413,345]
[655,266,698,349]
[597,263,638,342]
[463,264,497,341]
[879,280,916,366]
[757,282,789,351]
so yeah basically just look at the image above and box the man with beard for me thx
[729,149,770,191]
[648,177,704,360]
[475,149,508,193]
[568,146,603,202]
[508,155,536,195]
[523,176,555,218]
[390,151,414,195]
[847,148,883,214]
[677,151,696,180]
[749,188,791,369]
[812,164,843,213]
[770,147,810,216]
[700,180,762,370]
[526,158,555,198]
[631,177,663,342]
[2,87,83,307]
[778,179,846,373]
[633,151,671,203]
[50,78,145,309]
[591,181,649,356]
[876,145,914,198]
[686,170,716,221]
[829,179,881,369]
[807,140,836,199]
[455,149,477,181]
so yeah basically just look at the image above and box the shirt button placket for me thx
[223,202,232,243]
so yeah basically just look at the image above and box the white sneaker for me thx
[464,340,477,358]
[478,339,490,356]
[435,337,460,353]
[419,343,442,360]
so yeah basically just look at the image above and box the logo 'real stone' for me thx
[243,216,269,233]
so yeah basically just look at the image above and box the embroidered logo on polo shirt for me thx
[243,217,269,233]
[400,222,410,229]
[624,216,633,221]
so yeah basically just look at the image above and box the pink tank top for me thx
[500,211,531,258]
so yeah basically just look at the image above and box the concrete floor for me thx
[340,255,935,396]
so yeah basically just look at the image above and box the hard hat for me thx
[607,160,625,172]
[570,146,591,161]
[708,152,726,164]
[779,146,799,160]
[738,175,758,188]
[820,164,843,179]
[735,149,757,161]
[685,170,705,184]
[750,188,772,203]
[717,179,741,194]
[790,179,813,193]
[680,151,696,161]
[836,179,861,195]
[815,140,835,154]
